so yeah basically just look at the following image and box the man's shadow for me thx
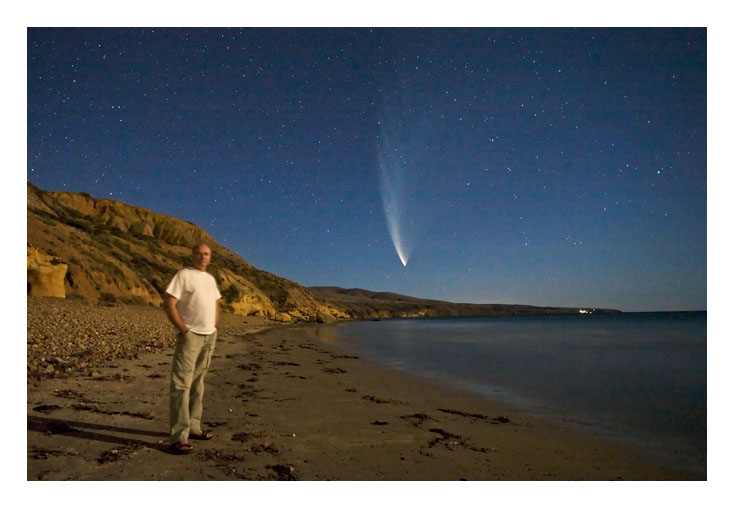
[27,415,174,454]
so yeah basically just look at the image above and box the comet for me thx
[378,124,414,267]
[377,84,433,267]
[379,151,410,265]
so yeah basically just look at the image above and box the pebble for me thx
[27,297,255,382]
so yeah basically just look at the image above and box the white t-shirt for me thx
[165,268,221,335]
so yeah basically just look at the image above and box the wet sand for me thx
[27,322,699,480]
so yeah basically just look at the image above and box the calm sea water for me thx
[328,312,706,474]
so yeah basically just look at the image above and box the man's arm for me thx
[164,294,189,334]
[215,301,220,328]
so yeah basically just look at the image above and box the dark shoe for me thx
[170,441,194,454]
[188,429,213,440]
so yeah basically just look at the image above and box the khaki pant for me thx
[169,329,217,444]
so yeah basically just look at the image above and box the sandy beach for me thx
[27,312,699,481]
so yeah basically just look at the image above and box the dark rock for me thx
[315,310,336,324]
[269,463,297,481]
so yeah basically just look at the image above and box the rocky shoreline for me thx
[26,297,275,382]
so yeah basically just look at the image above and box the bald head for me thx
[191,243,211,271]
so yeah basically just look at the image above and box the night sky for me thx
[27,27,707,312]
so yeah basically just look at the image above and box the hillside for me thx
[309,286,620,318]
[27,182,346,323]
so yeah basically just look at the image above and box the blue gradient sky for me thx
[27,27,706,311]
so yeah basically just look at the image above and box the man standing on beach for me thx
[164,243,221,454]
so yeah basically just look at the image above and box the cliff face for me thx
[27,246,68,298]
[26,183,346,322]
